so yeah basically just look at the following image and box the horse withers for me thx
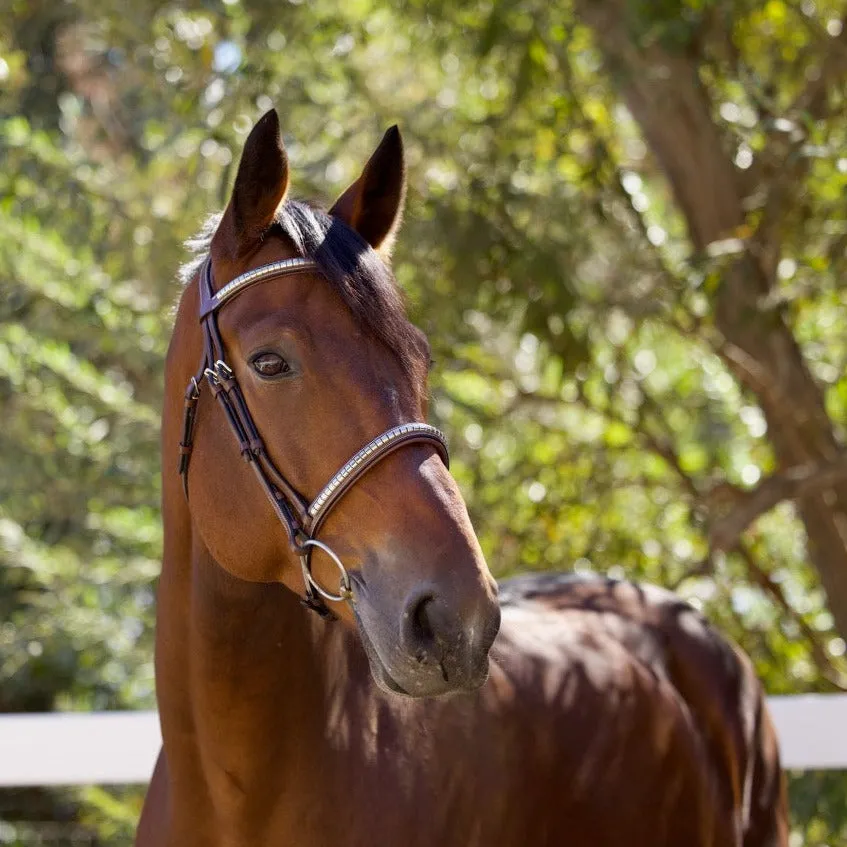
[136,109,787,846]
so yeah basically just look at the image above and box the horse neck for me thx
[157,498,363,795]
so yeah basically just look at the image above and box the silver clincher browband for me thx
[179,256,450,619]
[199,257,321,318]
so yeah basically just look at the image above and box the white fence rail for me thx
[0,711,160,787]
[765,695,847,771]
[0,695,845,787]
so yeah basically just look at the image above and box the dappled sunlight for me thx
[2,0,847,842]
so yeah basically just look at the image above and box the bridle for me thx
[177,255,450,619]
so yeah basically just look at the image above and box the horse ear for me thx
[329,125,406,254]
[220,109,289,256]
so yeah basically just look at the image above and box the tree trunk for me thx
[574,0,847,639]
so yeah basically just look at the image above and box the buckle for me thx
[184,376,200,402]
[204,360,236,394]
[214,360,234,381]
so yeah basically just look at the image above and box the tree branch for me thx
[736,544,847,690]
[748,15,847,279]
[789,14,847,117]
[709,453,847,552]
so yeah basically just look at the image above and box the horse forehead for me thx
[218,271,352,346]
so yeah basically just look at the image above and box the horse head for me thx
[169,109,500,697]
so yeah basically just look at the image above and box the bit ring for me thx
[298,538,354,603]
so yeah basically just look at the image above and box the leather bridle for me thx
[178,256,449,619]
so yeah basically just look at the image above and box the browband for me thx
[199,257,320,318]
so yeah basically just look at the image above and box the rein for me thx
[177,256,449,619]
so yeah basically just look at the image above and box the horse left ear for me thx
[217,109,290,257]
[330,125,406,254]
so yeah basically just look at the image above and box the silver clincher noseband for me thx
[178,256,449,619]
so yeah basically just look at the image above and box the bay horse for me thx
[137,109,787,846]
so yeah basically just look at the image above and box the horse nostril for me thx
[399,586,497,690]
[401,591,451,660]
[412,595,436,646]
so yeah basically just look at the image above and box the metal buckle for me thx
[204,361,234,383]
[297,539,354,604]
[214,360,233,380]
[204,361,236,396]
[186,376,200,401]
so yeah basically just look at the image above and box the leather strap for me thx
[177,377,201,500]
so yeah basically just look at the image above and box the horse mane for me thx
[179,200,427,381]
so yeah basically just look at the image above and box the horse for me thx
[136,109,788,847]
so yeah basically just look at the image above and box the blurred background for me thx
[1,0,847,842]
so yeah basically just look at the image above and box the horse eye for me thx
[251,352,291,378]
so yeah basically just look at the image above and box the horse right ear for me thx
[215,109,290,257]
[329,125,406,255]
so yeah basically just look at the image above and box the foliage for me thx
[2,0,847,841]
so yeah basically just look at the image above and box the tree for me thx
[574,0,847,642]
[1,0,846,841]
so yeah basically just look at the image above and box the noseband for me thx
[178,256,449,619]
